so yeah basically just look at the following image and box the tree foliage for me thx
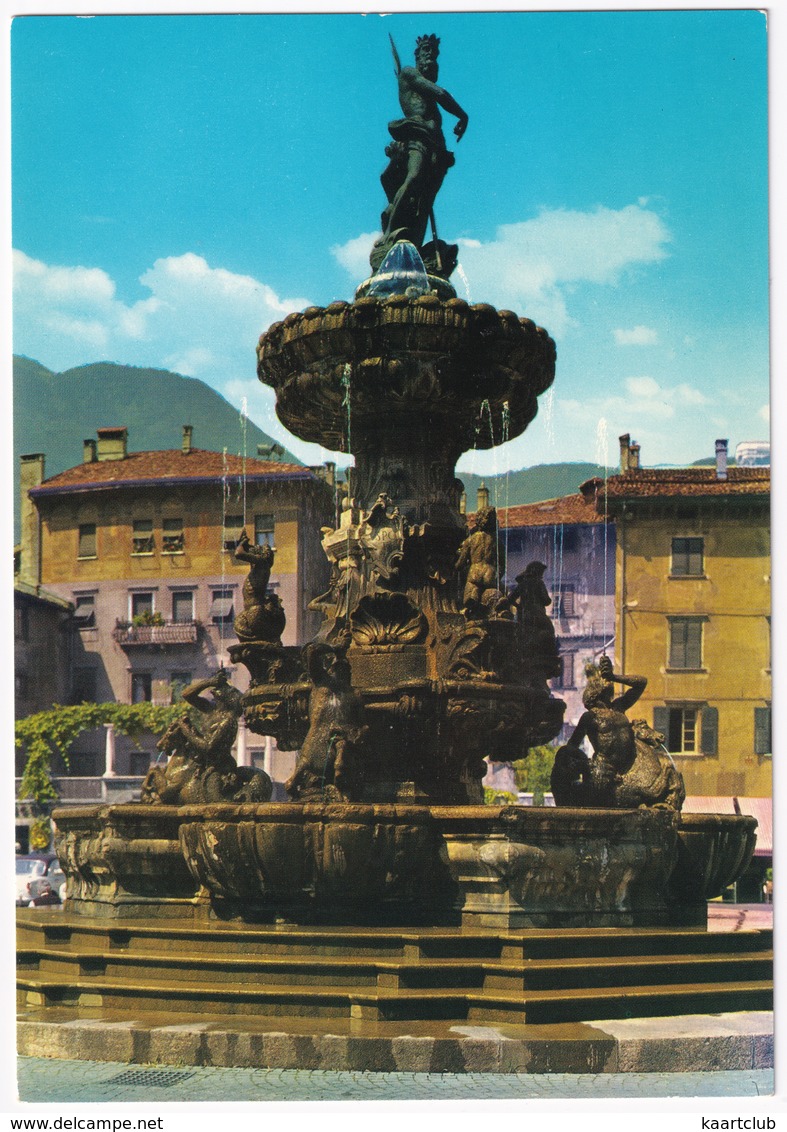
[15,701,188,806]
[512,745,558,805]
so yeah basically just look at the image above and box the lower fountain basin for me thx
[53,804,201,918]
[53,803,758,928]
[668,811,758,905]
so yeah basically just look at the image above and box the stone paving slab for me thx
[17,1010,773,1075]
[15,1056,775,1103]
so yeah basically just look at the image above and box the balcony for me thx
[16,776,146,808]
[112,619,201,647]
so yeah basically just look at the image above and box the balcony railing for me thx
[16,776,146,807]
[112,619,201,646]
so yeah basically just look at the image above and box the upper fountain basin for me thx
[257,296,556,453]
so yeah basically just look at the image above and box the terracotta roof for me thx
[603,467,769,501]
[491,492,607,529]
[31,449,313,496]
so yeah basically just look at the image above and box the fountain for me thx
[19,33,768,1058]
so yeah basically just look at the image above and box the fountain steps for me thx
[17,914,773,1026]
[16,914,773,957]
[18,947,773,988]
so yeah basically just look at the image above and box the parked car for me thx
[15,854,66,906]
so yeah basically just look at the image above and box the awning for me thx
[210,595,235,620]
[681,795,737,814]
[736,797,772,856]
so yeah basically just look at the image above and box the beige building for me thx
[18,425,333,780]
[604,436,770,800]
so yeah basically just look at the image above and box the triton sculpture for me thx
[551,657,686,810]
[141,671,272,805]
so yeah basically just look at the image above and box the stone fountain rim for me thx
[258,295,555,352]
[53,802,757,825]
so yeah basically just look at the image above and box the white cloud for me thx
[614,325,659,346]
[759,403,770,423]
[329,232,380,278]
[333,204,670,336]
[12,248,347,464]
[13,247,310,382]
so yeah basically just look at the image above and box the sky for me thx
[10,8,771,475]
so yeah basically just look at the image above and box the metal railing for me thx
[112,619,200,646]
[15,776,146,806]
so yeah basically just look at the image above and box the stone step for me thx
[17,945,773,993]
[17,970,773,1025]
[15,911,773,961]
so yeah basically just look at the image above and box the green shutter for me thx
[653,706,669,741]
[700,706,718,755]
[669,618,703,668]
[686,620,703,668]
[754,706,772,756]
[669,620,684,667]
[688,538,704,575]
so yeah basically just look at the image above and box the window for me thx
[15,603,29,641]
[552,652,575,690]
[668,617,704,669]
[654,705,718,756]
[671,537,704,577]
[223,514,244,552]
[131,591,155,620]
[170,671,192,702]
[754,706,772,756]
[132,519,155,555]
[129,750,154,776]
[171,590,194,623]
[162,518,184,554]
[551,584,576,619]
[15,672,29,699]
[131,672,152,703]
[560,528,579,553]
[255,513,275,547]
[78,523,97,559]
[210,587,235,626]
[669,707,698,754]
[73,594,96,628]
[72,667,97,704]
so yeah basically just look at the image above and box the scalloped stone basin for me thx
[53,804,201,919]
[668,812,758,904]
[53,804,758,927]
[257,297,556,455]
[178,803,447,924]
[176,803,758,928]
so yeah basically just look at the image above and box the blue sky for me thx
[11,9,770,474]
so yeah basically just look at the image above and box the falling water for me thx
[595,417,611,652]
[338,360,354,620]
[455,262,472,302]
[341,363,353,455]
[501,402,511,589]
[240,398,248,529]
[220,447,231,660]
[542,388,555,450]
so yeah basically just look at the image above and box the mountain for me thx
[12,357,299,539]
[456,464,615,510]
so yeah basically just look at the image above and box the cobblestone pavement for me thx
[15,1058,774,1104]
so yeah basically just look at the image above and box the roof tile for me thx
[32,449,311,494]
[603,466,769,500]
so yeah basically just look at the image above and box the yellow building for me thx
[18,425,333,779]
[604,436,770,800]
